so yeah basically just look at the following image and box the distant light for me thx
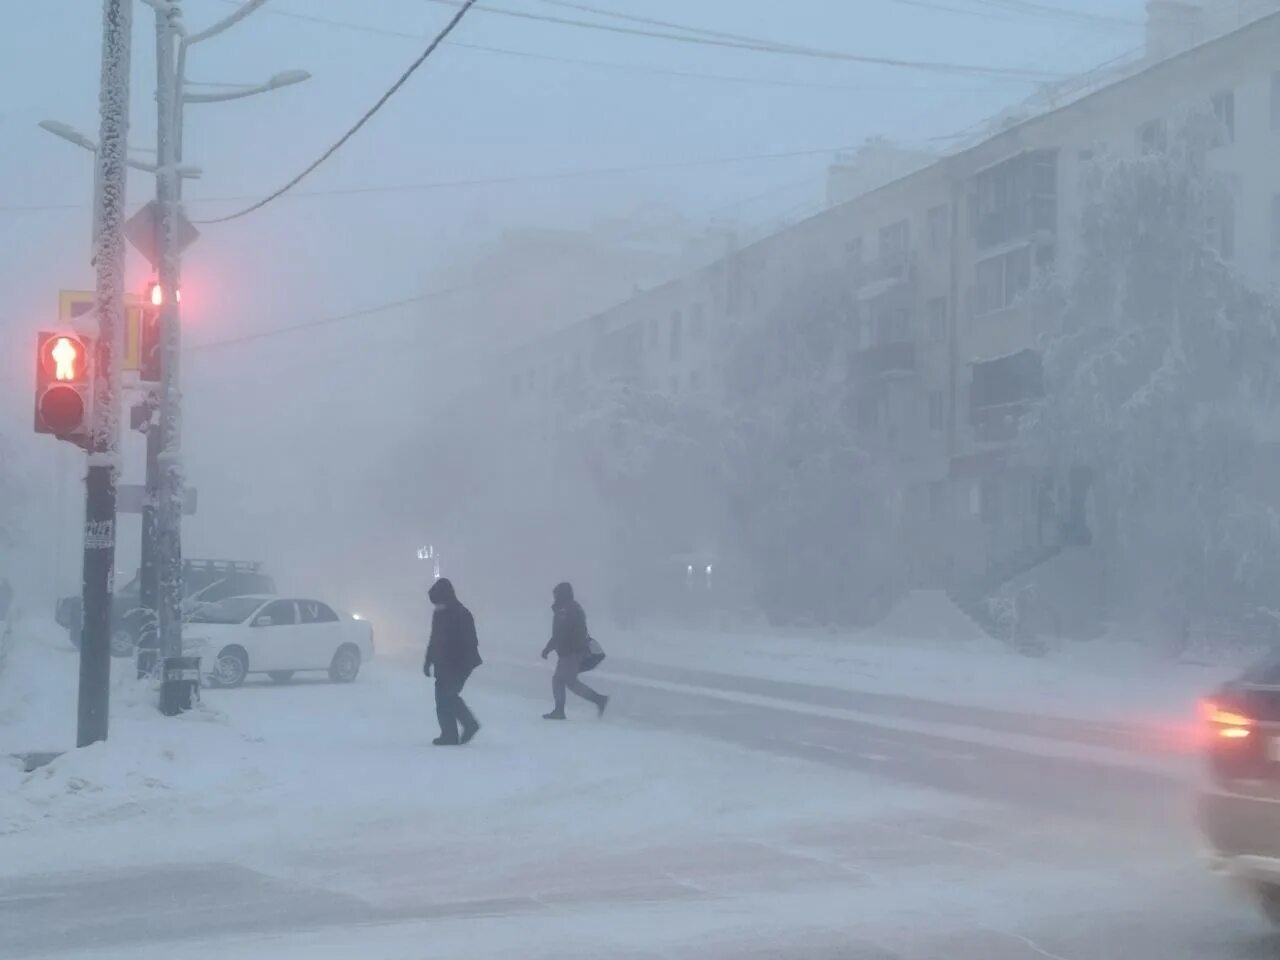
[686,564,694,575]
[352,613,364,621]
[705,564,713,576]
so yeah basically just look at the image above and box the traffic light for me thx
[34,331,93,442]
[140,281,176,383]
[140,299,161,383]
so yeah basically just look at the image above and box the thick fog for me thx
[15,3,1280,958]
[1,0,1148,647]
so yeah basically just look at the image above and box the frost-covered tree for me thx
[719,268,901,626]
[1022,117,1280,619]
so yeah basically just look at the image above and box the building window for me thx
[973,150,1057,250]
[929,481,945,522]
[690,302,706,341]
[980,479,1000,525]
[879,219,910,256]
[928,391,944,430]
[1206,196,1236,260]
[876,306,909,344]
[927,297,947,341]
[974,246,1032,316]
[1211,89,1235,145]
[926,204,949,251]
[857,396,880,431]
[1138,117,1167,155]
[670,310,683,361]
[1272,72,1280,131]
[1272,195,1280,259]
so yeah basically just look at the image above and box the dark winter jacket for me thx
[543,582,590,658]
[425,578,482,677]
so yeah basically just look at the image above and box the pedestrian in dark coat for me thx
[424,578,482,745]
[541,582,608,720]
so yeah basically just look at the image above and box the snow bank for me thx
[875,589,988,643]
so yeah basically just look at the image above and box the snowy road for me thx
[2,631,1275,958]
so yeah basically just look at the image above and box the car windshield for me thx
[186,596,263,625]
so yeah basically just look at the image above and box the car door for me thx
[246,599,300,671]
[297,599,342,669]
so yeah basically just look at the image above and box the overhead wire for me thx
[192,0,479,225]
[187,176,823,355]
[211,2,1005,94]
[3,142,860,214]
[422,0,1063,80]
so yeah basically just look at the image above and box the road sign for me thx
[59,290,143,372]
[116,483,197,516]
[123,199,199,269]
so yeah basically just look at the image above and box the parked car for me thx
[1198,652,1280,924]
[56,560,276,657]
[183,595,374,688]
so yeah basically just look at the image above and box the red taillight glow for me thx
[1202,699,1254,738]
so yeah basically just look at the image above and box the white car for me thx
[183,595,374,688]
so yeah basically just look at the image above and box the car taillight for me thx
[1203,699,1255,739]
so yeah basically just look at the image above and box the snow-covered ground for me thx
[0,614,1261,959]
[603,591,1236,729]
[0,619,950,876]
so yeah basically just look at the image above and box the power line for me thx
[187,176,822,354]
[194,0,479,225]
[2,142,857,214]
[949,0,1139,27]
[423,0,1063,81]
[217,3,1005,94]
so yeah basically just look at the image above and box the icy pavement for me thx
[1,619,1270,958]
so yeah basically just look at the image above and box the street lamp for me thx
[37,119,203,178]
[182,69,311,104]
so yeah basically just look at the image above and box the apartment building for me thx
[492,1,1280,601]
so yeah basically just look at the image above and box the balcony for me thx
[853,340,917,378]
[968,348,1043,443]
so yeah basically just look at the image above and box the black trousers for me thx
[435,670,477,743]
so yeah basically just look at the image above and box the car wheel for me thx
[210,647,248,689]
[1255,883,1280,926]
[109,627,136,659]
[268,671,294,685]
[329,644,361,683]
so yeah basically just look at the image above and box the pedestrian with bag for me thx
[541,581,608,720]
[424,578,482,746]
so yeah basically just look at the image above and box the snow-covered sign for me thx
[123,200,199,269]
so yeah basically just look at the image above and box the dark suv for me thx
[1199,652,1280,924]
[55,559,276,657]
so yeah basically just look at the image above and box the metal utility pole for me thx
[77,0,132,748]
[134,0,308,711]
[152,0,185,690]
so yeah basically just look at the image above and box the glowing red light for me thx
[41,335,86,383]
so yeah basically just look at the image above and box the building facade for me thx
[489,2,1280,610]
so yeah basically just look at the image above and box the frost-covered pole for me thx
[77,0,132,748]
[154,0,187,706]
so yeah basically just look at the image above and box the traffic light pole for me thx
[77,0,132,748]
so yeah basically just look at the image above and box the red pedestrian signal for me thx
[41,335,88,382]
[34,331,92,442]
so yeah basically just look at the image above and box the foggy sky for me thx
[0,0,1140,601]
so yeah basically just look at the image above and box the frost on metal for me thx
[89,0,133,463]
